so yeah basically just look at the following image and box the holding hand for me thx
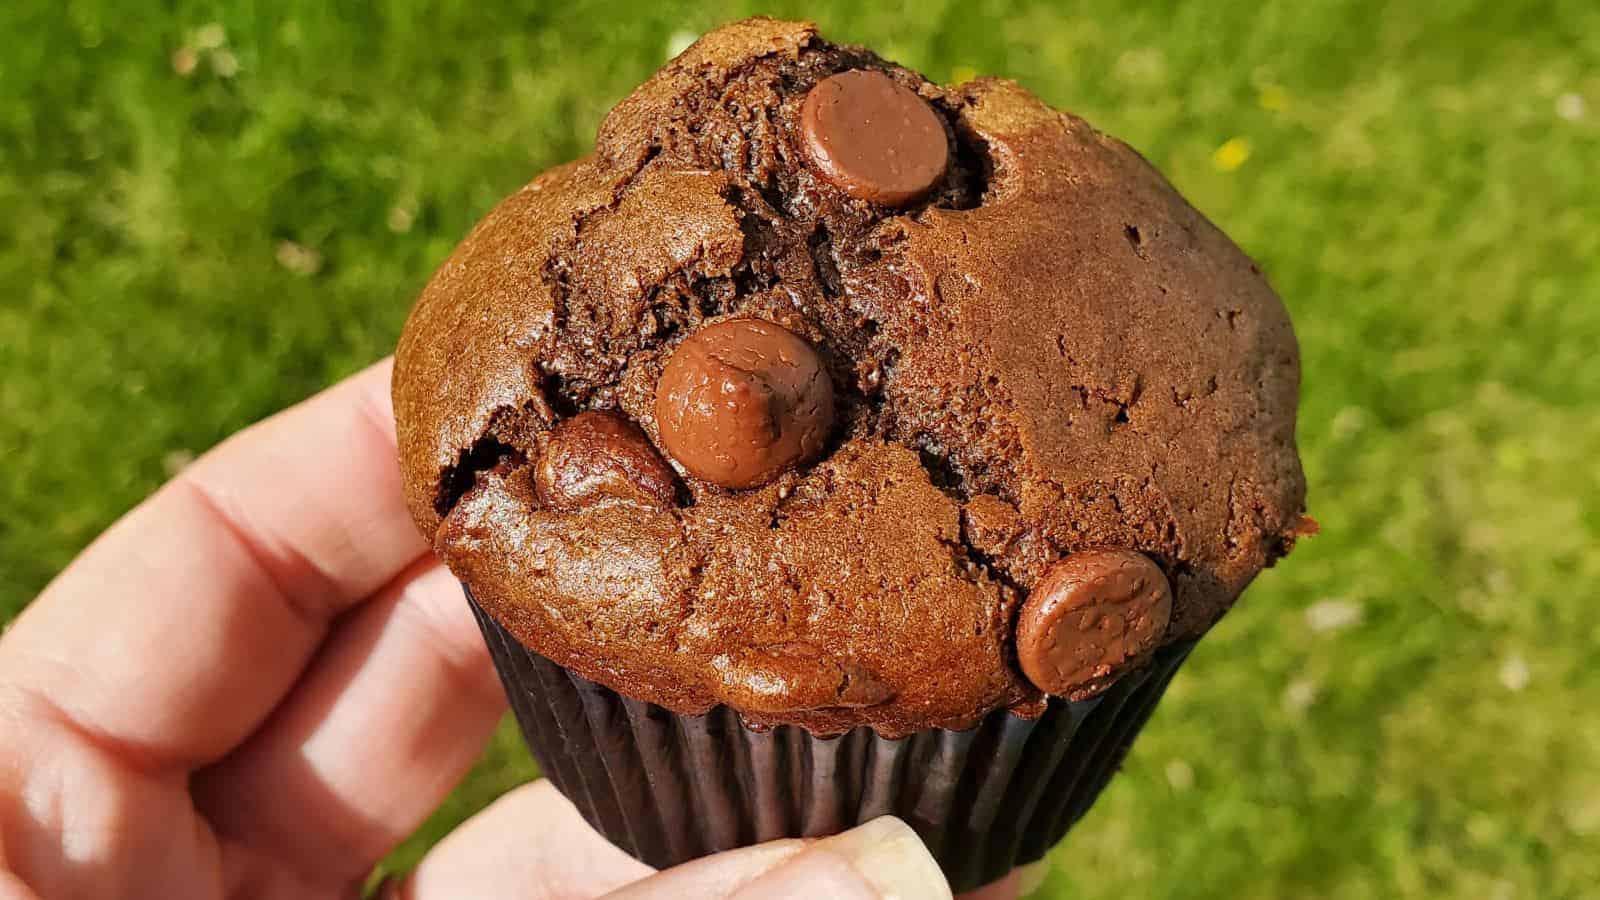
[0,360,1032,899]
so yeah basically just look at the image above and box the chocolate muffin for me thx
[394,17,1307,889]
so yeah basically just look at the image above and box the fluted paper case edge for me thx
[466,588,1191,891]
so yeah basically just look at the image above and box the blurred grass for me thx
[3,1,1598,896]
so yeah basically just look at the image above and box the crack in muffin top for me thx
[393,17,1308,737]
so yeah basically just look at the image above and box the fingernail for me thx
[812,816,951,900]
[1016,860,1051,897]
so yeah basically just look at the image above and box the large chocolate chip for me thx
[1015,549,1173,699]
[654,319,835,489]
[800,69,950,206]
[534,410,677,511]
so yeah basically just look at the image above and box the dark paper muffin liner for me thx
[466,588,1192,892]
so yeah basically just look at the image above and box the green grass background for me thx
[4,1,1598,896]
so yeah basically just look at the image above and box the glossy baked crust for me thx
[393,18,1306,737]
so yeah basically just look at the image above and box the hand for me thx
[0,360,1037,900]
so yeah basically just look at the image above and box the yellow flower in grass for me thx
[1212,137,1252,172]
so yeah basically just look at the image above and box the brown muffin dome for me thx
[393,18,1307,737]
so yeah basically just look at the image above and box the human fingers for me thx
[395,779,652,899]
[398,784,950,900]
[0,358,428,773]
[193,562,503,883]
[610,817,950,900]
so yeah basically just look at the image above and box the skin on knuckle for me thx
[392,584,499,705]
[0,704,147,895]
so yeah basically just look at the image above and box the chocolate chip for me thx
[534,410,677,511]
[799,70,950,206]
[1015,549,1173,699]
[654,319,835,489]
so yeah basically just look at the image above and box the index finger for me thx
[0,358,430,772]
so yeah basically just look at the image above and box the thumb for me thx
[604,817,951,900]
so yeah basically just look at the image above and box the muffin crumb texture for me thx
[394,17,1306,736]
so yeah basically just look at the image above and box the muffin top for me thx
[393,18,1308,737]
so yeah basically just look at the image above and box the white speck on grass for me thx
[194,23,227,50]
[1113,48,1167,86]
[1465,521,1504,552]
[1283,678,1319,714]
[1305,599,1363,633]
[1499,653,1530,692]
[1556,93,1586,121]
[1165,759,1194,791]
[211,49,239,79]
[1563,791,1600,835]
[1484,568,1512,594]
[276,241,323,276]
[388,204,416,233]
[162,449,196,476]
[1329,405,1368,440]
[665,30,698,61]
[1467,812,1503,844]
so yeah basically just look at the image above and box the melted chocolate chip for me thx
[654,319,835,489]
[534,410,678,511]
[1015,549,1173,699]
[800,70,949,206]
